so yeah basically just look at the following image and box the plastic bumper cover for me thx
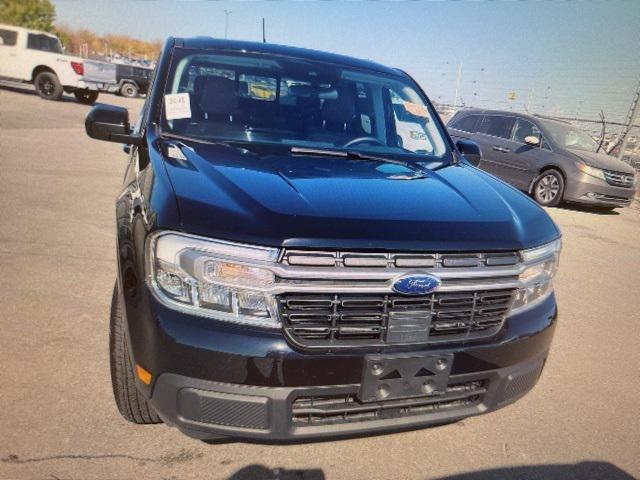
[564,173,635,206]
[146,296,557,441]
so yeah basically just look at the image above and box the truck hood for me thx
[569,149,636,174]
[159,140,560,251]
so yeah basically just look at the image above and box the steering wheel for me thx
[343,136,385,148]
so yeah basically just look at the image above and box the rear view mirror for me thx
[85,105,141,145]
[456,139,481,166]
[524,135,541,147]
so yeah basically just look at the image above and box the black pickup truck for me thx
[115,63,153,98]
[85,37,561,442]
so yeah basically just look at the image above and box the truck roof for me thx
[0,23,59,37]
[175,37,403,77]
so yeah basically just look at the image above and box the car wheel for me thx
[109,282,162,424]
[533,170,564,207]
[73,89,99,105]
[120,83,139,98]
[34,71,63,100]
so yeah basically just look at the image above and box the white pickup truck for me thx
[0,24,117,104]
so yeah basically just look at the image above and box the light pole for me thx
[224,10,232,39]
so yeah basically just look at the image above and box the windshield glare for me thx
[544,121,599,152]
[162,50,448,161]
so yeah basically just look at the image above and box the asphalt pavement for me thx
[0,86,639,480]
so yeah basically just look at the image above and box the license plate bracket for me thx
[359,353,454,403]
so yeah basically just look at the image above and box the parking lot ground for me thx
[1,87,639,480]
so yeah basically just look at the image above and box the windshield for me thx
[161,49,448,163]
[543,121,599,152]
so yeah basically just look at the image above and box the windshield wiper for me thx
[290,147,430,179]
[161,132,229,147]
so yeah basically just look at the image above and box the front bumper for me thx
[564,172,636,207]
[135,292,557,441]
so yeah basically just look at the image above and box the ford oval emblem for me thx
[392,274,441,296]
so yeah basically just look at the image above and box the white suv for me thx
[0,24,116,104]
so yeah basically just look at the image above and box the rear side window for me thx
[27,33,63,53]
[450,114,481,133]
[0,29,18,46]
[479,115,516,139]
[239,74,277,101]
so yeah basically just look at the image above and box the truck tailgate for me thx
[83,60,117,84]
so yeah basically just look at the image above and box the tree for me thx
[0,0,56,32]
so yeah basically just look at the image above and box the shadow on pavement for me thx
[225,461,634,480]
[228,465,325,480]
[0,83,118,108]
[431,461,635,480]
[555,203,622,216]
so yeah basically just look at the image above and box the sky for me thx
[52,0,640,124]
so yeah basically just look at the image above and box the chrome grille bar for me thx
[281,250,519,269]
[604,170,634,188]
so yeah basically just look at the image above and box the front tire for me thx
[109,282,162,424]
[532,169,565,207]
[34,71,63,100]
[120,82,139,98]
[74,89,99,105]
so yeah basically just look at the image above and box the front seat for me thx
[194,76,238,122]
[321,87,356,132]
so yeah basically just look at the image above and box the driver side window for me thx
[512,119,550,149]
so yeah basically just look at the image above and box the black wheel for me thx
[120,83,139,98]
[73,89,99,105]
[34,71,63,100]
[109,282,162,424]
[532,170,564,207]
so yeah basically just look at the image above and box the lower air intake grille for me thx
[292,380,487,426]
[279,289,515,348]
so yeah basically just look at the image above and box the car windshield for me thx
[544,121,599,152]
[161,49,449,164]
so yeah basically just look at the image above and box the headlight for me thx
[511,239,562,313]
[147,231,281,328]
[577,162,605,181]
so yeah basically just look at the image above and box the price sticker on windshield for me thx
[403,101,429,118]
[164,93,192,120]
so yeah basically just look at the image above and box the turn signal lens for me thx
[203,261,274,287]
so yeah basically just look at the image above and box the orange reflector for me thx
[135,364,152,385]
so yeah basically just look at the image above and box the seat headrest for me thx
[321,87,355,125]
[195,76,238,115]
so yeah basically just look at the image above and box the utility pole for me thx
[526,86,534,113]
[262,18,266,43]
[224,10,232,39]
[453,63,462,108]
[616,79,640,160]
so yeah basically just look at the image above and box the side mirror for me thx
[85,105,141,145]
[456,139,481,166]
[524,135,541,147]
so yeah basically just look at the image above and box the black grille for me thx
[292,380,487,426]
[279,289,514,348]
[604,170,634,188]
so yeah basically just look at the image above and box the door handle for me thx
[492,146,510,153]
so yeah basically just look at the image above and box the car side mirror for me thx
[524,135,541,147]
[85,105,141,145]
[456,139,481,166]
